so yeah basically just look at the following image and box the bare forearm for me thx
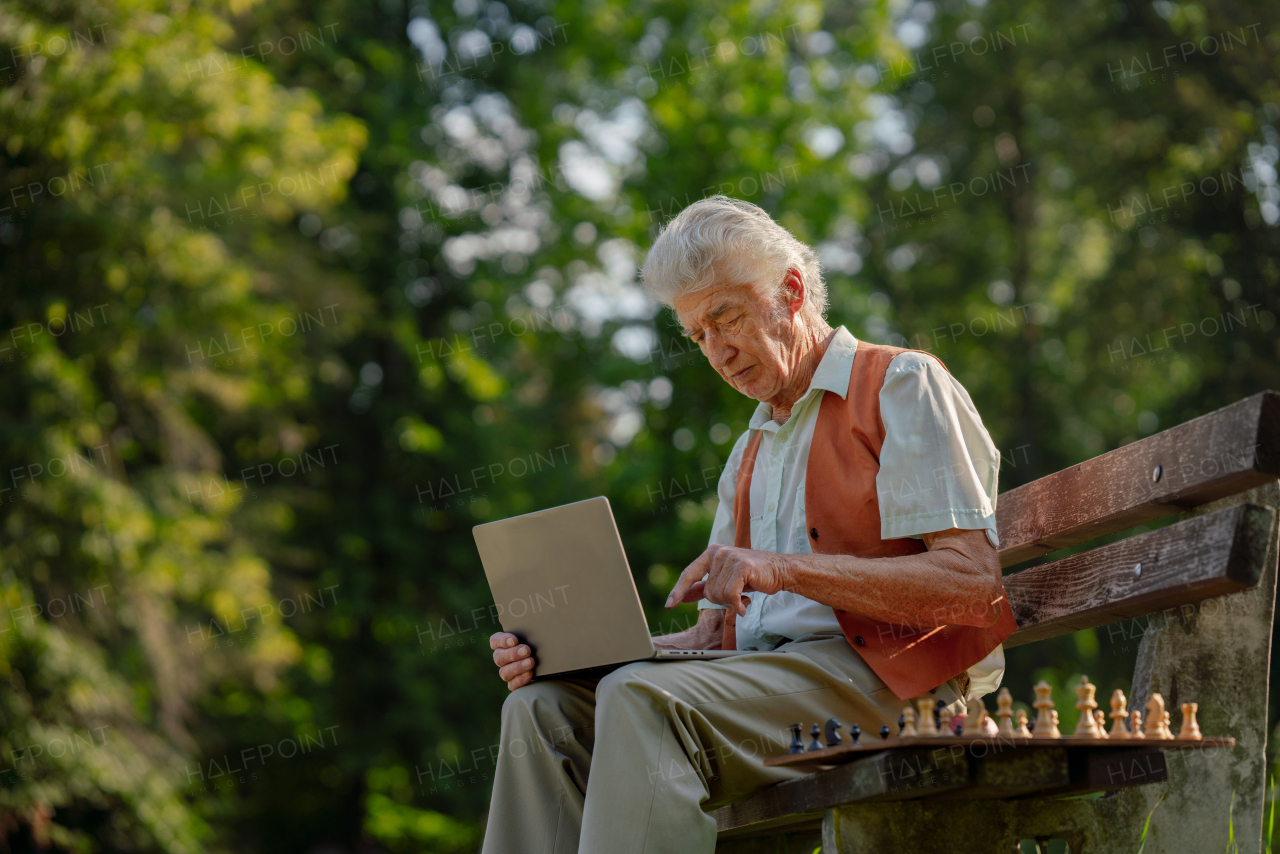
[781,533,1003,628]
[652,607,725,650]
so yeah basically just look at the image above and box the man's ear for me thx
[782,268,806,317]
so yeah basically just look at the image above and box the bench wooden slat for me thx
[996,391,1279,566]
[1001,503,1271,648]
[713,743,1172,836]
[712,748,967,837]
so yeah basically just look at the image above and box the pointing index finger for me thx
[666,547,713,608]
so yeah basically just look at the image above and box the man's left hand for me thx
[665,544,792,615]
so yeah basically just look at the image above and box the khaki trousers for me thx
[480,632,967,854]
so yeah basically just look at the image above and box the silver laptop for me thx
[473,496,747,678]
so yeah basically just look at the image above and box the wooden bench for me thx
[712,391,1280,854]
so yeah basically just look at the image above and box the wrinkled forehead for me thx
[673,279,760,334]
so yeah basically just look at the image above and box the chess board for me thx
[764,734,1236,768]
[768,675,1233,769]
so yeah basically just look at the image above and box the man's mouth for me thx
[729,365,754,382]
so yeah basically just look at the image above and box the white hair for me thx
[640,196,827,319]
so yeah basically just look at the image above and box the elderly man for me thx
[482,196,1015,854]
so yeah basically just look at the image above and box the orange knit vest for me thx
[724,342,1016,700]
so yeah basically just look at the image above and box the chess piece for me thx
[808,724,823,751]
[1032,681,1060,738]
[938,706,954,736]
[1161,711,1173,739]
[897,713,905,735]
[1129,709,1144,738]
[901,706,918,737]
[1073,675,1102,737]
[849,723,861,745]
[1094,710,1108,737]
[1014,709,1032,737]
[1178,703,1202,740]
[962,696,988,736]
[1144,694,1168,739]
[1108,689,1129,739]
[1050,710,1060,733]
[916,697,939,737]
[879,724,890,740]
[788,723,805,754]
[996,687,1015,736]
[934,698,947,729]
[824,718,843,748]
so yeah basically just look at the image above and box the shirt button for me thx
[854,636,866,646]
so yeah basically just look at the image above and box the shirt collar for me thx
[747,326,860,431]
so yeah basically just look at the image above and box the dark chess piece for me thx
[807,724,823,752]
[823,718,843,748]
[879,724,890,740]
[934,698,947,729]
[897,713,905,734]
[788,723,804,754]
[849,723,861,745]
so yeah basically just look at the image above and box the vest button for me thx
[810,527,819,539]
[854,635,866,646]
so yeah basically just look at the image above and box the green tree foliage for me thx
[0,0,1276,850]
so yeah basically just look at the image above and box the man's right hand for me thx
[490,632,536,691]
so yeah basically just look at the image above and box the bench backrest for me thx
[992,390,1279,852]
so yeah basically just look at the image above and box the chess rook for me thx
[1179,702,1202,740]
[788,723,804,754]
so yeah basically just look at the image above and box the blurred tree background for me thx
[0,0,1276,850]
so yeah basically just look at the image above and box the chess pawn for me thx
[901,705,918,737]
[1073,675,1102,737]
[849,723,861,745]
[879,724,890,740]
[962,696,988,736]
[808,724,823,751]
[916,697,939,737]
[1032,680,1060,739]
[938,706,954,736]
[996,687,1015,736]
[1129,709,1145,738]
[1108,689,1130,739]
[1178,703,1202,740]
[1144,694,1168,739]
[1050,710,1061,735]
[1161,711,1173,739]
[1094,710,1108,737]
[1014,709,1032,737]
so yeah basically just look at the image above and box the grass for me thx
[1135,791,1166,854]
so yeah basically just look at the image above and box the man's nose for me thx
[705,335,736,369]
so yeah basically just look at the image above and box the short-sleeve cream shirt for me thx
[698,326,1005,699]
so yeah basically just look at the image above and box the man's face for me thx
[673,270,802,403]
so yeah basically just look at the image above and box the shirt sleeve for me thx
[876,352,1001,548]
[698,429,750,610]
